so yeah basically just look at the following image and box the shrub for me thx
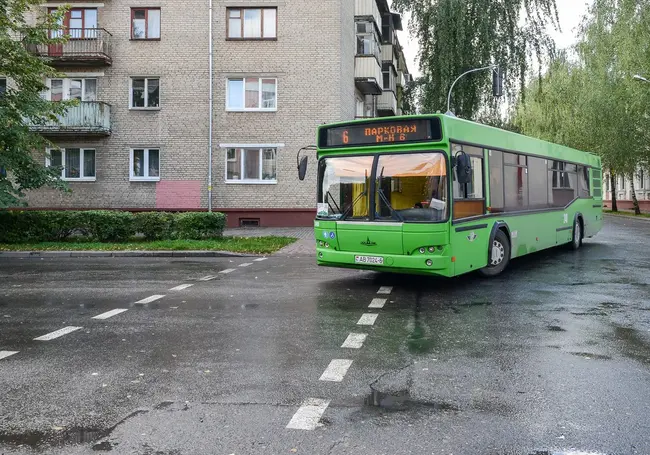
[174,212,226,240]
[81,210,136,242]
[33,211,83,241]
[0,211,29,243]
[134,212,175,240]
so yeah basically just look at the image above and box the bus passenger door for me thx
[450,145,489,275]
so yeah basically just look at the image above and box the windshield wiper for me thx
[377,188,404,222]
[325,191,341,215]
[340,170,368,220]
[376,166,403,222]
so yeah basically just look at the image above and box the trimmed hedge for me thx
[0,210,226,244]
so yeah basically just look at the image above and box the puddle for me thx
[92,441,113,451]
[365,389,459,412]
[530,451,608,455]
[242,303,260,310]
[598,302,622,309]
[547,325,566,332]
[614,326,650,365]
[0,410,148,449]
[154,401,174,410]
[570,352,612,360]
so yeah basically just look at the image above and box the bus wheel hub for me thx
[491,241,505,265]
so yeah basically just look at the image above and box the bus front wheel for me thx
[479,230,510,277]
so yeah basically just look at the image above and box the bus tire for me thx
[479,229,510,277]
[570,217,583,250]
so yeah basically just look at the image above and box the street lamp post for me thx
[446,65,501,116]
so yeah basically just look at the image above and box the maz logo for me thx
[361,237,377,246]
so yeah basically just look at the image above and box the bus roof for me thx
[317,114,601,168]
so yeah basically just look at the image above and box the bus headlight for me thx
[426,259,433,267]
[325,243,330,248]
[419,247,426,254]
[428,246,435,253]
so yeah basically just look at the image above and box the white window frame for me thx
[129,148,161,181]
[221,143,282,185]
[46,147,96,182]
[46,78,97,101]
[226,77,277,112]
[227,7,277,39]
[129,77,160,110]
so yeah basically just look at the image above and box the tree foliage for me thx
[0,0,73,207]
[515,0,650,213]
[392,0,558,118]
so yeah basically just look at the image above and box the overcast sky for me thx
[394,1,593,78]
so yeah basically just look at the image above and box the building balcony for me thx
[377,90,397,117]
[25,29,112,67]
[355,56,382,95]
[29,101,111,137]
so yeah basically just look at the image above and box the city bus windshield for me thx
[317,152,448,222]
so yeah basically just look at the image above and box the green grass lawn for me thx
[604,210,650,219]
[0,236,297,254]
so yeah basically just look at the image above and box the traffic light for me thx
[492,67,504,97]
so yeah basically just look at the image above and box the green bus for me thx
[298,114,603,277]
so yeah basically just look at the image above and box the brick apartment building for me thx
[603,168,650,212]
[10,0,411,227]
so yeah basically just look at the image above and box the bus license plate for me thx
[355,255,384,265]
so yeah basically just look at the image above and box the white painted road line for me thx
[34,326,82,341]
[198,276,217,281]
[341,333,367,349]
[253,258,268,262]
[319,359,353,382]
[219,269,235,274]
[377,286,393,295]
[92,309,128,320]
[135,295,166,304]
[357,313,378,326]
[0,351,19,360]
[369,298,387,309]
[238,263,253,267]
[169,284,193,291]
[286,398,330,430]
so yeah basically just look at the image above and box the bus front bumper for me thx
[316,248,453,277]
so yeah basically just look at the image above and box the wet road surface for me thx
[1,216,649,455]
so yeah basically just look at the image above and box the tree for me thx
[392,0,559,119]
[0,1,73,208]
[515,0,650,214]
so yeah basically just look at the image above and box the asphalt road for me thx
[1,216,649,455]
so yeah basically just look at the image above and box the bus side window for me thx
[489,150,504,213]
[453,155,485,220]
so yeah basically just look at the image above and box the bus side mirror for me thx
[455,151,472,184]
[298,156,308,181]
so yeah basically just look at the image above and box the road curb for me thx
[604,213,650,222]
[0,250,254,259]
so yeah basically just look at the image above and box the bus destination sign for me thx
[321,118,441,148]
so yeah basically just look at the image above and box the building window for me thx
[227,8,276,39]
[130,148,160,181]
[47,78,97,101]
[47,148,96,181]
[639,170,645,190]
[130,78,160,108]
[131,8,161,39]
[226,147,277,183]
[226,77,276,111]
[49,8,98,39]
[356,21,380,62]
[0,78,6,96]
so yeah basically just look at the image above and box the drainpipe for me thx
[207,0,214,212]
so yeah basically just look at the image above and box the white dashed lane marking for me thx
[34,326,82,341]
[198,276,217,281]
[368,298,387,309]
[92,309,128,320]
[341,333,367,349]
[135,295,166,304]
[253,258,267,262]
[286,398,330,430]
[357,313,378,326]
[238,263,253,268]
[169,284,193,291]
[0,351,19,360]
[219,269,235,274]
[319,359,353,382]
[377,286,393,295]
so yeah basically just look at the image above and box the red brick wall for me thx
[603,200,650,212]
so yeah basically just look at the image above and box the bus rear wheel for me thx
[479,230,510,277]
[570,217,583,250]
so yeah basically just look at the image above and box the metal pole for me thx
[207,0,214,212]
[446,65,498,115]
